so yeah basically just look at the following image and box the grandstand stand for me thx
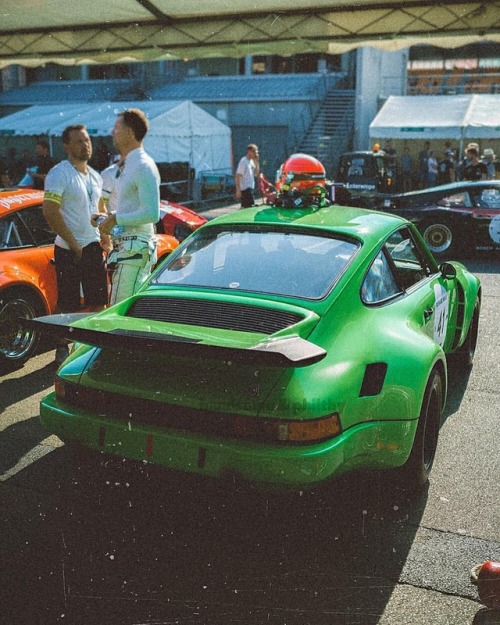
[407,69,499,95]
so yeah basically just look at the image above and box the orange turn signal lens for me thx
[280,413,341,442]
[233,413,341,444]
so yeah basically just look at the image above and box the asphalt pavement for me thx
[0,254,499,625]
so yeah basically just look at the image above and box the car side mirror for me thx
[440,262,457,280]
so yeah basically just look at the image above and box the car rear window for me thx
[154,227,359,299]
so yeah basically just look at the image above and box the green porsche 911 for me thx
[37,201,481,491]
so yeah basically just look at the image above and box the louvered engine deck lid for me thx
[125,296,303,335]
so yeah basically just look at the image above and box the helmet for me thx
[277,153,326,191]
[276,153,327,208]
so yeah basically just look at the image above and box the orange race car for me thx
[0,189,178,368]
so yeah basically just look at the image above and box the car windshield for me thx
[340,155,377,178]
[437,192,471,208]
[154,227,360,299]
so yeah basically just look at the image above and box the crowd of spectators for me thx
[380,139,497,192]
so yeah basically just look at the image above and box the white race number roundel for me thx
[488,214,500,244]
[433,284,449,347]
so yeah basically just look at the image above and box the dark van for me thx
[336,151,395,204]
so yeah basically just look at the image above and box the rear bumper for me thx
[40,393,417,488]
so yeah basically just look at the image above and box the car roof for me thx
[391,180,500,201]
[205,204,407,247]
[0,188,45,217]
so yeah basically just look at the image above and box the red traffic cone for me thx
[471,561,500,610]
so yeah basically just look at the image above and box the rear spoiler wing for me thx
[25,313,326,367]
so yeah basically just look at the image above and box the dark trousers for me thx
[240,188,255,208]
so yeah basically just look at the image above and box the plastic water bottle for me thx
[110,224,125,237]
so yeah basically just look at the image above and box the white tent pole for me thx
[461,94,476,158]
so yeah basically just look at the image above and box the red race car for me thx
[0,189,178,367]
[157,200,207,241]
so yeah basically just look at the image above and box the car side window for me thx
[362,227,436,304]
[386,227,433,290]
[438,192,470,208]
[361,249,400,304]
[0,216,24,248]
[476,188,500,209]
[0,211,40,249]
[18,204,55,246]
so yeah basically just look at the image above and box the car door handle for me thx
[424,307,434,320]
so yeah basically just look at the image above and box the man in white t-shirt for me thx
[42,124,108,364]
[235,144,260,208]
[97,108,160,305]
[100,157,123,214]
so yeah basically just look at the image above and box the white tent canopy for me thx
[0,104,85,136]
[369,94,500,144]
[0,100,232,175]
[0,1,498,68]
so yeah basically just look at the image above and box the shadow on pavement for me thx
[1,445,429,625]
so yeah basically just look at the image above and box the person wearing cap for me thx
[459,144,488,181]
[482,148,497,180]
[437,149,456,185]
[457,142,480,180]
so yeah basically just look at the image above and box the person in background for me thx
[427,150,439,187]
[400,147,413,192]
[235,143,260,208]
[100,155,124,215]
[481,148,496,180]
[97,108,160,305]
[382,140,398,190]
[32,139,55,190]
[6,148,25,185]
[91,138,112,172]
[437,149,456,185]
[457,142,479,180]
[13,150,32,184]
[459,144,488,181]
[0,153,9,187]
[42,124,108,365]
[417,141,431,189]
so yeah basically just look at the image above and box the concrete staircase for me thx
[298,89,356,178]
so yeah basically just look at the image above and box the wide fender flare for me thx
[0,271,51,314]
[258,328,448,426]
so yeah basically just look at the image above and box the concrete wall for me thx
[354,48,408,150]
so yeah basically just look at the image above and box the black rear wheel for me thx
[0,290,42,365]
[453,297,480,368]
[397,369,443,491]
[422,221,456,257]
